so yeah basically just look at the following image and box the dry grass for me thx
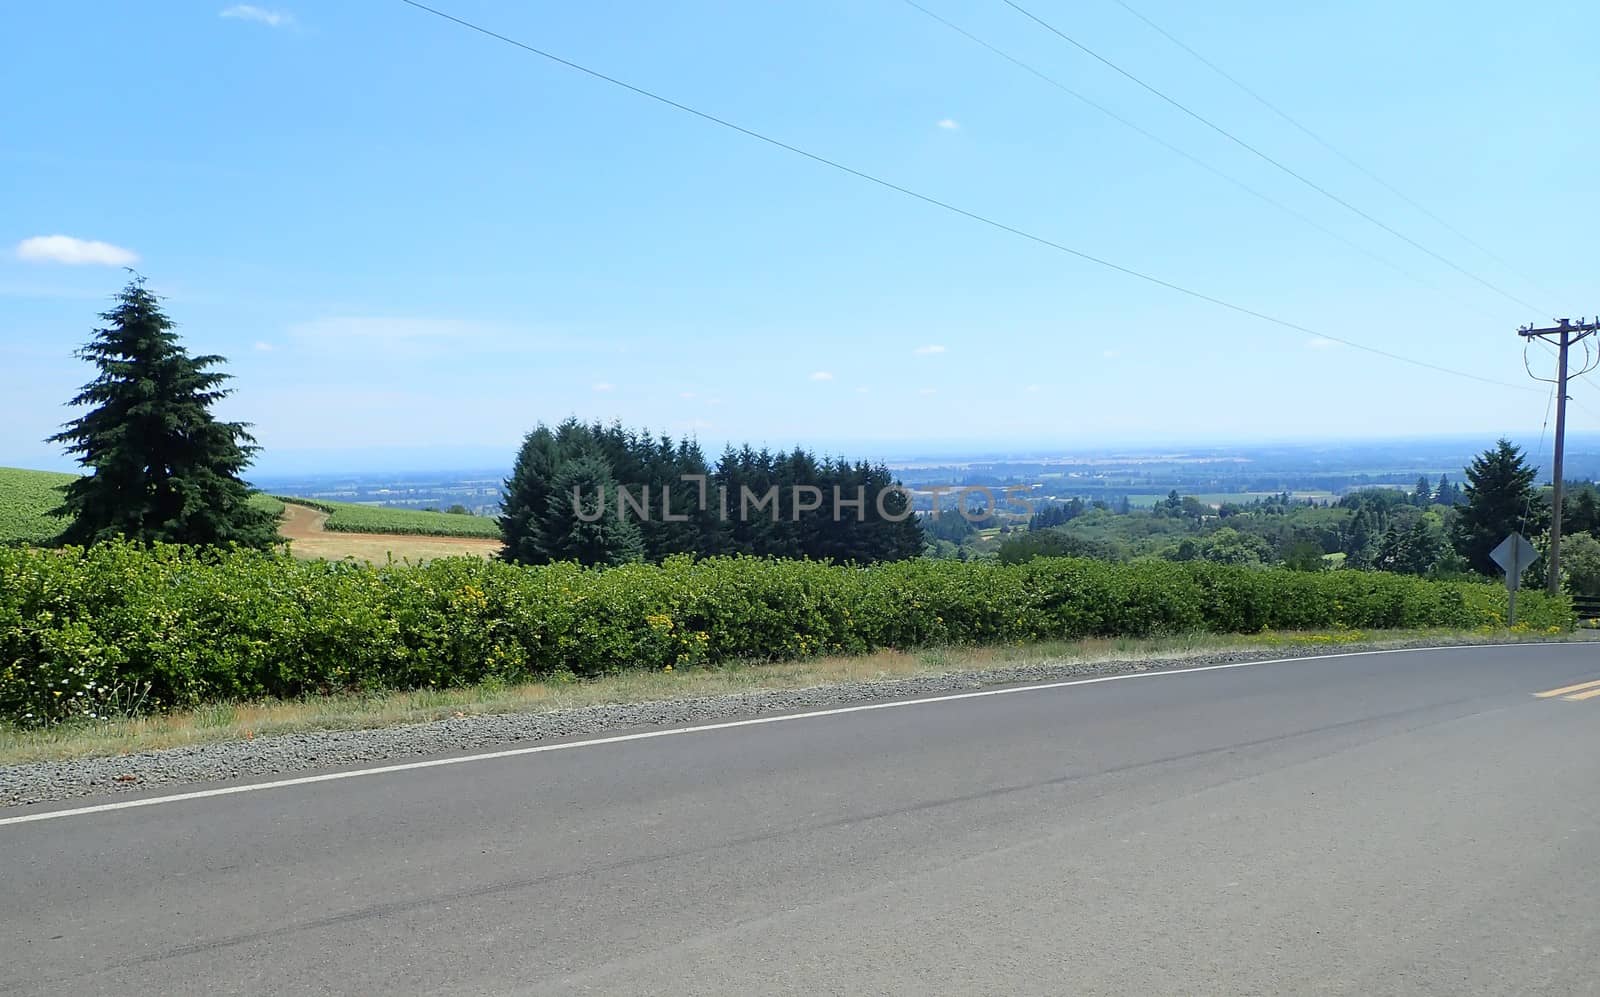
[2,628,1575,766]
[282,532,501,563]
[277,501,500,563]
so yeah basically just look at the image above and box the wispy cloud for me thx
[1024,384,1041,393]
[1102,349,1120,359]
[15,235,138,266]
[592,381,615,392]
[913,344,947,355]
[1306,337,1341,350]
[918,387,937,396]
[254,341,274,352]
[809,371,834,381]
[855,386,870,395]
[220,5,292,27]
[937,119,960,130]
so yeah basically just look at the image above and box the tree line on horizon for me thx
[997,438,1600,592]
[32,277,1600,596]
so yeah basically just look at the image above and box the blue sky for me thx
[3,0,1597,473]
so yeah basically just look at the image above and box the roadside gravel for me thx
[0,635,1575,808]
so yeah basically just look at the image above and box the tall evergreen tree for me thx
[1451,438,1545,575]
[499,423,565,563]
[1346,507,1374,564]
[540,455,643,566]
[48,277,278,548]
[1412,475,1432,507]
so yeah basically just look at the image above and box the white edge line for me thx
[0,641,1579,827]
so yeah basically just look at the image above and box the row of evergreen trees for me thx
[499,420,925,566]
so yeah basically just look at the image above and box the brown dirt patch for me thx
[278,503,502,563]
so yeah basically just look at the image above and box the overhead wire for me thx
[898,0,1431,287]
[1098,0,1560,302]
[395,0,1542,396]
[997,0,1549,315]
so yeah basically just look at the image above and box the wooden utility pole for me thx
[1519,317,1600,594]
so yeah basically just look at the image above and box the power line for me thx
[1534,339,1600,425]
[998,0,1547,315]
[1100,0,1559,301]
[899,0,1430,286]
[1518,380,1556,539]
[396,0,1538,394]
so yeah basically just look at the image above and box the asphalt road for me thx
[5,643,1600,995]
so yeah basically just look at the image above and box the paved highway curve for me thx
[4,643,1599,995]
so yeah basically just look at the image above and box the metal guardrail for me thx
[1570,596,1600,621]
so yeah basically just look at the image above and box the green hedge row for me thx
[0,541,1571,725]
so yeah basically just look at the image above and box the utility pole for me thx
[1518,317,1600,594]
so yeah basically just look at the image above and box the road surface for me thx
[4,643,1600,995]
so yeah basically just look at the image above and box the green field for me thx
[280,496,500,538]
[0,468,492,547]
[0,467,74,545]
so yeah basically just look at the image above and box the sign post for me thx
[1490,533,1539,627]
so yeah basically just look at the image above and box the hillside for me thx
[0,467,73,545]
[0,468,499,553]
[273,496,500,538]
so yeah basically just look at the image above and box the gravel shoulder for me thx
[3,632,1585,809]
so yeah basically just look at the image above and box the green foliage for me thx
[0,468,75,546]
[3,469,281,548]
[1282,540,1327,572]
[501,419,923,566]
[0,542,1572,726]
[541,456,644,565]
[1452,438,1545,576]
[249,493,285,518]
[998,528,1126,564]
[47,278,279,549]
[280,497,500,538]
[1560,532,1600,597]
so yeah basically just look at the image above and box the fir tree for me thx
[1451,439,1545,575]
[48,277,278,548]
[540,455,643,565]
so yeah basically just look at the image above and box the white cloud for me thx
[918,387,937,396]
[855,386,870,395]
[592,381,615,392]
[913,344,947,355]
[220,5,292,27]
[1306,337,1341,350]
[15,235,138,266]
[809,371,834,381]
[254,341,274,352]
[937,119,960,130]
[679,390,697,399]
[1024,384,1041,393]
[1102,349,1120,359]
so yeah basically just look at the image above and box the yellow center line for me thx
[1534,678,1600,698]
